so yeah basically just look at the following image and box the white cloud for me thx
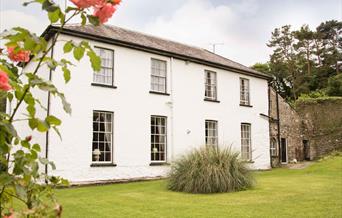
[141,0,261,66]
[0,10,48,34]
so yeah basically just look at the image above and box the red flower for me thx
[70,0,106,8]
[113,0,121,5]
[7,47,30,63]
[93,3,116,24]
[0,70,12,91]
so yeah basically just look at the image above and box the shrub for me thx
[168,146,254,193]
[326,74,342,96]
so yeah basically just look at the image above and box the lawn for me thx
[57,156,342,218]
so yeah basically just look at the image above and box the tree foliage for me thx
[252,20,342,100]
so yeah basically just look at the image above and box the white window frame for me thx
[93,47,114,86]
[240,78,250,105]
[151,58,167,93]
[205,70,217,100]
[92,111,113,163]
[241,123,252,161]
[205,120,218,147]
[151,115,167,162]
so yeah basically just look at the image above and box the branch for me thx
[9,11,78,122]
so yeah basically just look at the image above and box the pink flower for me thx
[0,70,12,91]
[93,3,116,24]
[7,47,30,63]
[70,0,106,8]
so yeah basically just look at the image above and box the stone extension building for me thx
[269,88,308,167]
[268,88,342,167]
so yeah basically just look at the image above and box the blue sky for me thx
[1,0,341,65]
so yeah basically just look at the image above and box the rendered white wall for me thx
[28,34,270,183]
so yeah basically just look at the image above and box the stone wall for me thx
[295,97,342,159]
[269,89,305,166]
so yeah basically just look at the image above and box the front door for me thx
[281,138,287,164]
[303,140,310,160]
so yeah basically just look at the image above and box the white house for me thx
[14,24,272,183]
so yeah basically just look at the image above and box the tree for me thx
[0,0,121,216]
[316,20,342,75]
[260,20,342,100]
[268,25,300,99]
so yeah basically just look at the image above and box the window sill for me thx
[149,91,170,96]
[204,98,220,103]
[149,162,170,166]
[91,83,117,89]
[240,104,253,108]
[90,163,117,167]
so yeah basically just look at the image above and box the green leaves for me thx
[28,115,61,133]
[87,15,100,26]
[87,50,101,72]
[63,41,73,53]
[48,9,61,23]
[46,115,61,126]
[63,40,102,72]
[37,119,49,132]
[73,46,85,61]
[62,66,71,83]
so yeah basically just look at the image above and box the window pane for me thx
[205,71,217,100]
[92,111,113,162]
[205,120,218,147]
[240,78,250,105]
[151,116,167,161]
[241,123,252,160]
[151,59,167,93]
[93,48,114,85]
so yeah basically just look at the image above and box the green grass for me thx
[57,156,342,218]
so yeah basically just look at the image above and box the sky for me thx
[0,0,341,66]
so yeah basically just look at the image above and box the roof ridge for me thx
[56,24,269,79]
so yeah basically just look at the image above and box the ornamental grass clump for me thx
[168,146,254,194]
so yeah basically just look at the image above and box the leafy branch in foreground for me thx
[0,0,121,216]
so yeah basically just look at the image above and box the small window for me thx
[151,116,167,162]
[240,78,250,105]
[241,123,252,161]
[270,138,278,156]
[205,70,217,100]
[151,59,167,93]
[93,47,114,85]
[205,120,218,146]
[92,111,113,163]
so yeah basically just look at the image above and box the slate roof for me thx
[46,24,270,79]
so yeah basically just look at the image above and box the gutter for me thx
[42,25,272,81]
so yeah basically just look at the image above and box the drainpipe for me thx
[169,57,175,162]
[275,90,281,165]
[267,83,272,167]
[45,38,54,178]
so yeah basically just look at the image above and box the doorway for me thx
[303,140,310,160]
[281,138,287,164]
